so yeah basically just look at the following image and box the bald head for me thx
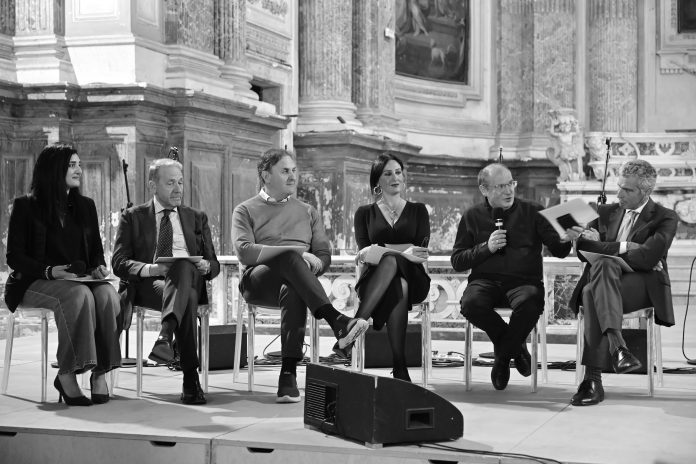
[478,163,516,210]
[478,163,511,187]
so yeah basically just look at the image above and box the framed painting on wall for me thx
[395,0,470,84]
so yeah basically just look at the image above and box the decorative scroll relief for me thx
[248,0,288,17]
[585,132,696,182]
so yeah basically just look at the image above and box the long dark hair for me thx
[30,144,83,225]
[369,152,404,195]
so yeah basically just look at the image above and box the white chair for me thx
[134,304,210,397]
[575,306,663,396]
[463,307,547,393]
[2,307,117,402]
[232,268,321,392]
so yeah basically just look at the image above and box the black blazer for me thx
[4,194,106,312]
[111,200,220,329]
[569,199,678,326]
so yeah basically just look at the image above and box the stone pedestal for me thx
[14,0,76,84]
[297,0,362,132]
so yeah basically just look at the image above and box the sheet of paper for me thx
[154,256,203,264]
[578,250,633,273]
[256,245,305,264]
[539,198,599,237]
[364,244,426,264]
[61,275,120,282]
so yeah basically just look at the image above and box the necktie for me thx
[616,210,637,242]
[156,209,173,258]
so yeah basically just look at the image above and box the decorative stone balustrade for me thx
[212,255,584,336]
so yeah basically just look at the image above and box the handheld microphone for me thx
[492,207,506,255]
[66,260,86,276]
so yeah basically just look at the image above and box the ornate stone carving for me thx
[546,109,585,182]
[585,134,611,181]
[0,0,15,35]
[165,0,214,53]
[247,0,288,18]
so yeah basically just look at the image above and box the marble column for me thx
[532,0,576,133]
[587,0,638,132]
[14,0,76,83]
[0,0,15,81]
[297,0,362,132]
[352,0,404,140]
[214,0,257,101]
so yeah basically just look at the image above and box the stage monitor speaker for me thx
[304,364,463,447]
[198,324,247,370]
[364,324,422,368]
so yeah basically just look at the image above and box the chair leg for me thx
[1,312,16,395]
[539,311,548,384]
[575,310,585,385]
[309,317,319,364]
[247,307,256,392]
[352,333,364,372]
[421,302,431,389]
[41,311,49,403]
[655,324,663,387]
[646,314,655,397]
[530,326,538,393]
[200,310,209,393]
[136,308,144,398]
[233,297,246,384]
[464,320,472,391]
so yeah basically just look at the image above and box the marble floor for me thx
[1,327,695,464]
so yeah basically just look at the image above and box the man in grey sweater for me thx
[232,149,368,403]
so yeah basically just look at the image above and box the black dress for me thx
[354,201,431,329]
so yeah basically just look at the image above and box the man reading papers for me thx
[232,149,368,403]
[567,159,678,406]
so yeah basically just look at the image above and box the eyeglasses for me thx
[486,180,518,192]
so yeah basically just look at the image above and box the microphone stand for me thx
[597,138,611,205]
[120,159,142,367]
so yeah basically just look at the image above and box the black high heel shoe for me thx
[54,376,92,406]
[89,373,110,404]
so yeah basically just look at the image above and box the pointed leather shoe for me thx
[491,356,510,390]
[611,346,642,374]
[514,343,532,377]
[148,336,175,364]
[181,378,207,405]
[571,379,605,406]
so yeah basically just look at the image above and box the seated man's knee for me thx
[460,290,490,319]
[269,249,304,268]
[515,285,544,316]
[169,259,197,276]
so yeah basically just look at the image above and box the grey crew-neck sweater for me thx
[232,194,331,273]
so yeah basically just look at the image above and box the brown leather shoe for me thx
[148,336,175,364]
[571,379,605,406]
[611,346,642,374]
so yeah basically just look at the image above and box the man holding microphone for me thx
[451,163,573,390]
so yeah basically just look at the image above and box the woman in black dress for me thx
[4,144,121,405]
[351,153,430,382]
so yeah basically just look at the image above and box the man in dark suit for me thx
[112,158,220,404]
[568,159,677,406]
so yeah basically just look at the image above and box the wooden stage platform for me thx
[1,332,696,464]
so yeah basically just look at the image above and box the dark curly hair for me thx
[369,152,404,195]
[30,144,84,226]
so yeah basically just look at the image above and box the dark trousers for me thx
[134,260,201,371]
[240,250,331,359]
[459,278,545,359]
[581,257,651,369]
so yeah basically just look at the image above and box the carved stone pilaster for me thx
[297,0,362,132]
[352,0,404,140]
[532,0,576,133]
[587,0,638,132]
[164,0,234,99]
[14,0,75,84]
[497,0,534,134]
[214,0,257,101]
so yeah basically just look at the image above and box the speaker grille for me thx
[304,380,337,433]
